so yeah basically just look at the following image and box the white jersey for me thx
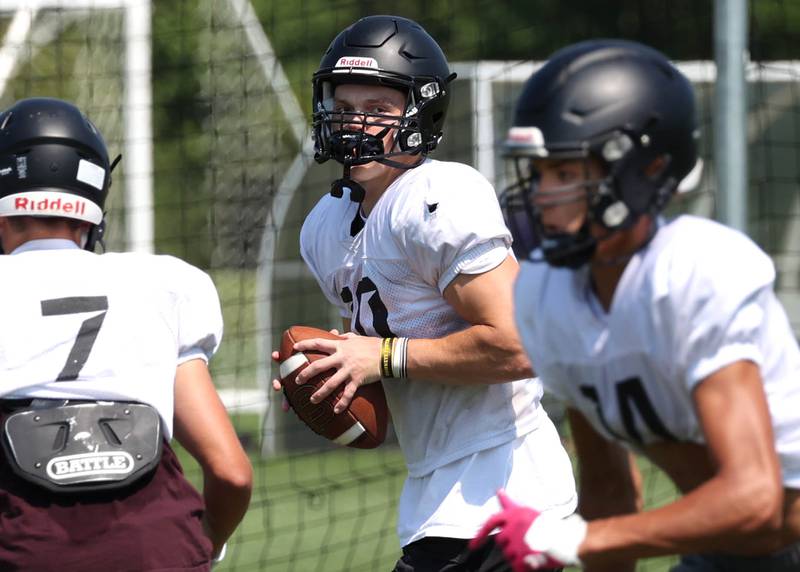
[302,159,575,544]
[302,158,544,474]
[515,215,800,488]
[0,239,223,439]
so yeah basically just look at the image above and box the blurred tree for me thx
[750,0,800,59]
[148,0,799,267]
[152,1,212,267]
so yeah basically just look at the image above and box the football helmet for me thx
[0,97,115,251]
[312,15,456,200]
[502,39,700,268]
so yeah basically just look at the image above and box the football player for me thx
[0,97,252,570]
[472,39,800,571]
[271,15,577,572]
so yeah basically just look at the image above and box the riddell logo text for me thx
[335,56,379,69]
[14,196,86,216]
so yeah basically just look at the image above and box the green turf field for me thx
[174,412,681,572]
[176,436,406,571]
[197,272,681,570]
[192,272,683,570]
[207,269,260,390]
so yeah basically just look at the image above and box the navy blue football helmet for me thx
[502,39,699,268]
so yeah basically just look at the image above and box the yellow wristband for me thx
[381,337,395,378]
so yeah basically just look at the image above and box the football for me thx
[277,325,388,449]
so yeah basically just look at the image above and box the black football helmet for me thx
[312,15,456,200]
[502,39,700,268]
[0,97,115,252]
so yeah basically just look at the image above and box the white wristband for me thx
[391,337,408,378]
[524,512,587,566]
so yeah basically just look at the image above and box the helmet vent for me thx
[401,49,423,60]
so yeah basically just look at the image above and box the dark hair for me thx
[6,215,86,232]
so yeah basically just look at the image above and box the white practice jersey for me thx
[0,239,223,438]
[515,215,800,487]
[301,159,546,477]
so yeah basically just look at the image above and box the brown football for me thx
[277,325,388,449]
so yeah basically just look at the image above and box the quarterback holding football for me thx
[273,15,577,572]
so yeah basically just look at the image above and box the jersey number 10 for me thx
[340,277,396,338]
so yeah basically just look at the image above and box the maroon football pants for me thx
[0,409,212,572]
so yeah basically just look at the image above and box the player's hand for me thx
[470,490,586,571]
[271,329,344,412]
[292,332,382,413]
[202,515,228,566]
[271,350,291,412]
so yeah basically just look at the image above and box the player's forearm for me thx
[572,409,644,520]
[585,559,637,572]
[578,484,639,522]
[577,460,642,519]
[201,469,253,555]
[405,323,533,384]
[579,472,783,564]
[577,460,641,572]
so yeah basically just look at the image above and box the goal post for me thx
[0,0,153,253]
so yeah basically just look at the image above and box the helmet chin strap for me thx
[536,212,657,270]
[375,155,424,170]
[329,148,424,204]
[535,221,597,269]
[84,219,106,252]
[590,215,658,267]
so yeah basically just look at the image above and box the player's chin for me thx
[348,164,369,178]
[350,161,383,180]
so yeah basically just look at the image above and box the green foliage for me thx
[151,1,213,267]
[144,0,799,268]
[209,269,258,387]
[247,0,716,89]
[751,0,800,59]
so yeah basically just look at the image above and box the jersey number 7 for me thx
[41,296,109,382]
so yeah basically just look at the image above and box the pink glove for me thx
[470,490,587,571]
